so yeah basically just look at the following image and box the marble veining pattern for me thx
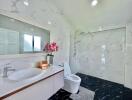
[70,24,132,89]
[10,0,20,13]
[71,28,126,84]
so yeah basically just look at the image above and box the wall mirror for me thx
[0,14,50,55]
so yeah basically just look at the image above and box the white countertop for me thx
[0,66,64,99]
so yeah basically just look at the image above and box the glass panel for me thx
[34,36,41,51]
[24,34,33,52]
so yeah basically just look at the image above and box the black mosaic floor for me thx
[49,73,132,100]
[48,89,72,100]
[76,73,132,100]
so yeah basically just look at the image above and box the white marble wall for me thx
[70,25,132,89]
[71,28,126,84]
[125,23,132,89]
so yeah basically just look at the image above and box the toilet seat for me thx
[65,74,81,82]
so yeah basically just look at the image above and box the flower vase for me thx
[46,54,54,66]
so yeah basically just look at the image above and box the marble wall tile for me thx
[70,24,132,89]
[124,23,132,89]
[70,28,126,85]
[125,23,132,89]
[125,46,132,89]
[126,23,132,44]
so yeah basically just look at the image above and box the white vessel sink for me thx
[8,68,42,81]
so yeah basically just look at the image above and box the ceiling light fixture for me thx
[91,0,98,6]
[24,0,29,6]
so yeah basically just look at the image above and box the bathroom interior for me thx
[0,0,132,100]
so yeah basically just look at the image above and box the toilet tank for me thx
[64,62,72,77]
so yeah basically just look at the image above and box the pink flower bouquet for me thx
[44,42,58,54]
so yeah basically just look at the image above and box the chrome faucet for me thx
[2,63,16,78]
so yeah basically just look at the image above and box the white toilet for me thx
[63,62,81,94]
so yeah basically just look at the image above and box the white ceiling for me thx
[0,0,132,32]
[51,0,132,31]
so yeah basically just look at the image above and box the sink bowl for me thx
[8,68,42,81]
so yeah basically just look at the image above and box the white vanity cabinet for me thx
[4,71,64,100]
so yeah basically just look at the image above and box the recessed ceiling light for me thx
[48,21,52,25]
[91,0,98,6]
[24,0,29,6]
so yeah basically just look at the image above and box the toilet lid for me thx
[64,62,72,76]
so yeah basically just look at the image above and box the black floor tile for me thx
[76,73,132,100]
[48,89,72,100]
